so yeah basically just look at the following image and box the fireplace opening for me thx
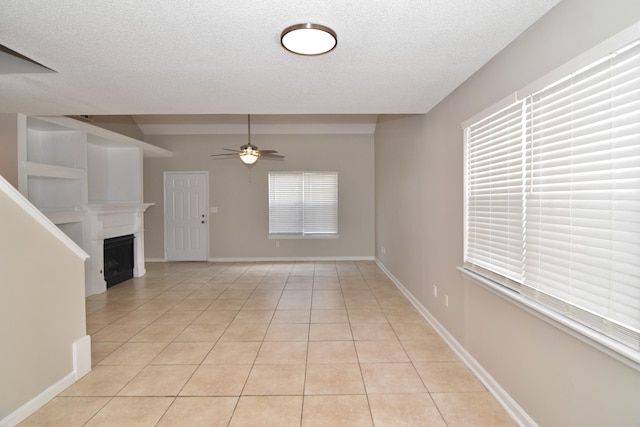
[104,234,134,288]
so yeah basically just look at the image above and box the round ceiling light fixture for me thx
[281,23,337,56]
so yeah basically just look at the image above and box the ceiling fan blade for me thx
[258,149,278,154]
[261,154,285,159]
[210,153,238,157]
[223,148,242,153]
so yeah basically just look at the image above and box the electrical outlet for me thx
[433,285,438,298]
[381,246,386,255]
[445,294,449,307]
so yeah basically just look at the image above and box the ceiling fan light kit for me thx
[239,144,259,165]
[210,115,285,165]
[281,23,337,56]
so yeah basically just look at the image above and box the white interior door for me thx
[164,171,208,261]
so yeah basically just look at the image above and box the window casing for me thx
[268,172,338,236]
[464,37,640,359]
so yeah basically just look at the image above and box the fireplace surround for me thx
[86,203,153,295]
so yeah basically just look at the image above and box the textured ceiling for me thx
[0,0,560,121]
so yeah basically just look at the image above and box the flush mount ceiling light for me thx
[281,23,337,56]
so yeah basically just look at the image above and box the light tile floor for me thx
[20,261,517,426]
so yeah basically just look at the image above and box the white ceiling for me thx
[0,0,560,133]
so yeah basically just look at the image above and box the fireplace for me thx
[104,234,134,288]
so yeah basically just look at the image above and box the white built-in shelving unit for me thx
[17,115,172,296]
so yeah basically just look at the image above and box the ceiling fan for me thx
[211,115,285,165]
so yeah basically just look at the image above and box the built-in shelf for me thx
[26,176,84,213]
[44,211,85,225]
[26,117,85,169]
[57,221,84,248]
[87,143,142,204]
[16,114,172,296]
[23,161,85,179]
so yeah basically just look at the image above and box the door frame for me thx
[163,171,209,261]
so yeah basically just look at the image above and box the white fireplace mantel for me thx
[87,203,154,213]
[85,203,154,295]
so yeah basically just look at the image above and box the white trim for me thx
[518,21,640,99]
[146,256,375,263]
[375,258,538,427]
[33,116,173,158]
[458,267,640,371]
[462,20,640,128]
[0,372,76,427]
[209,256,375,263]
[137,120,378,136]
[0,175,88,261]
[0,336,93,427]
[268,234,340,240]
[73,335,92,380]
[461,92,518,129]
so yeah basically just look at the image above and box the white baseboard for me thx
[0,372,75,427]
[209,256,375,262]
[374,258,537,427]
[73,335,92,380]
[146,256,375,263]
[0,336,93,427]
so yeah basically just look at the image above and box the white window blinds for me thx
[464,39,640,353]
[464,100,526,290]
[269,172,338,235]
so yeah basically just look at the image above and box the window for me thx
[464,37,640,358]
[268,171,338,236]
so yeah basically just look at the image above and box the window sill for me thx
[458,266,640,372]
[268,234,339,240]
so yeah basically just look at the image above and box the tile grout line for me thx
[46,260,485,426]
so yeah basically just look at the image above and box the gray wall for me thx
[143,133,375,260]
[0,179,87,420]
[374,0,640,425]
[0,113,18,187]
